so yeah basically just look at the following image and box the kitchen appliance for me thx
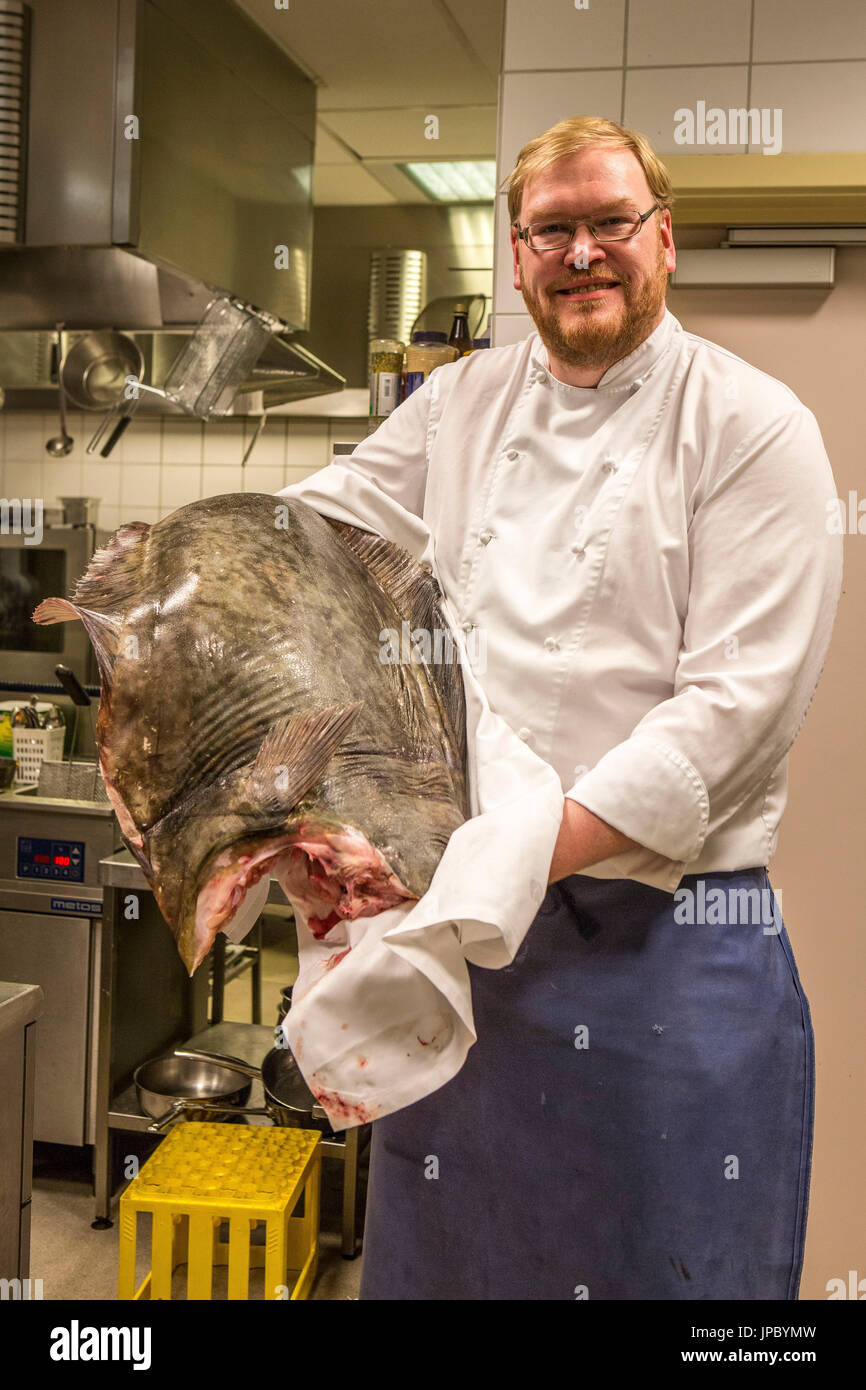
[0,792,207,1155]
[0,520,97,686]
[0,981,42,1285]
[0,0,345,410]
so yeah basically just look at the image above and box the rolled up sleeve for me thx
[568,406,843,863]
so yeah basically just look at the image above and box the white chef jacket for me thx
[276,307,843,894]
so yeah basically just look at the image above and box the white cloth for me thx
[222,585,565,1130]
[229,306,842,1128]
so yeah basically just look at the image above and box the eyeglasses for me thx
[514,205,659,250]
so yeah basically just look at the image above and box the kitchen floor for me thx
[29,908,369,1301]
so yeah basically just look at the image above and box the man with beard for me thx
[276,117,842,1298]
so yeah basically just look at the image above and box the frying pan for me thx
[174,1046,335,1137]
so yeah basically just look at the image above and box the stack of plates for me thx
[0,0,27,247]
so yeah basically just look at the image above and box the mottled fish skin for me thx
[33,494,468,971]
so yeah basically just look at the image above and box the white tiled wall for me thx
[493,0,866,339]
[0,413,368,534]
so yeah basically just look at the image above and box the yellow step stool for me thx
[118,1122,321,1301]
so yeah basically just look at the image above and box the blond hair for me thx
[504,115,674,225]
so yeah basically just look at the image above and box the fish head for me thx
[144,804,419,976]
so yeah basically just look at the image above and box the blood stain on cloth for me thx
[324,948,352,972]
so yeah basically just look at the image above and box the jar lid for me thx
[473,337,490,348]
[453,302,469,313]
[412,330,447,343]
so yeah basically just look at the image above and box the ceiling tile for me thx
[235,0,499,109]
[323,105,497,160]
[313,164,398,205]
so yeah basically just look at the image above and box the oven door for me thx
[0,525,96,686]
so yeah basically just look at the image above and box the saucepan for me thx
[134,1052,253,1133]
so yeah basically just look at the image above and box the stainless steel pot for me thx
[134,1052,253,1133]
[61,330,144,411]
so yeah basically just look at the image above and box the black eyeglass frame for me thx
[514,203,660,250]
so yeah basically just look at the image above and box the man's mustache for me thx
[550,272,628,293]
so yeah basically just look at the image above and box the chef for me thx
[277,115,843,1299]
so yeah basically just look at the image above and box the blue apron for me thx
[359,867,814,1300]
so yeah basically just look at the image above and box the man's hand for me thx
[547,796,641,884]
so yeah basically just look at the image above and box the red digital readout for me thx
[54,855,70,866]
[34,854,49,863]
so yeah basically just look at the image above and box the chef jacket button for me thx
[479,529,493,544]
[601,457,618,473]
[518,727,532,741]
[543,636,559,651]
[506,449,519,461]
[461,620,473,632]
[533,370,546,384]
[571,544,586,559]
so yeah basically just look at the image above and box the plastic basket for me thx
[12,726,65,784]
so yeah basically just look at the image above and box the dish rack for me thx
[12,726,65,784]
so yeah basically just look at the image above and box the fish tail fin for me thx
[250,702,363,809]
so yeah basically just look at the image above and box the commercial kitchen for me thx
[0,0,863,1316]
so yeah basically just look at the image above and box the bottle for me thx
[447,302,473,359]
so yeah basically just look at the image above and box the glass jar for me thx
[403,331,458,400]
[368,338,404,418]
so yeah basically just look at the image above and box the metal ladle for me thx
[45,327,74,457]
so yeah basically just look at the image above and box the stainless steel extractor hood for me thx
[0,0,344,409]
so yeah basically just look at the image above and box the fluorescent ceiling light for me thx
[401,161,496,201]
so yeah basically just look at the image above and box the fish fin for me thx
[249,702,363,808]
[32,598,121,688]
[68,521,150,612]
[31,597,80,624]
[326,520,467,777]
